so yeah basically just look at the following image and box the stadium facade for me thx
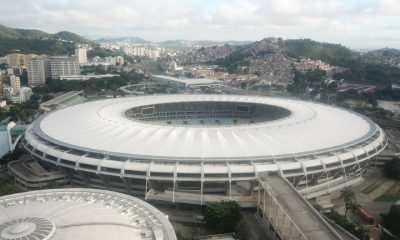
[0,188,176,240]
[22,95,387,205]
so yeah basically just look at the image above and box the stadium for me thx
[22,94,387,205]
[0,188,176,240]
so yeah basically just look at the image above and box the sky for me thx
[0,0,399,49]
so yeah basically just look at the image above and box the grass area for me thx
[0,172,23,197]
[361,179,385,194]
[374,182,400,202]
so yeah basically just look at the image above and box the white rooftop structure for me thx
[22,95,386,204]
[34,95,381,160]
[0,188,176,240]
[151,75,222,88]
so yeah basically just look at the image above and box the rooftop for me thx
[0,188,176,240]
[35,94,377,160]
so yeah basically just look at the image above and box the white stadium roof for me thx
[151,75,221,87]
[34,95,377,160]
[0,188,176,240]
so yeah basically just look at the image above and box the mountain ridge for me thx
[0,24,91,43]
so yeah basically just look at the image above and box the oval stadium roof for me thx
[35,95,376,160]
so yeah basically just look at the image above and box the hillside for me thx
[363,48,400,68]
[187,38,400,84]
[0,24,91,55]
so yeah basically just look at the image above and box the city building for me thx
[9,75,21,92]
[116,55,125,65]
[59,74,119,81]
[5,53,37,67]
[5,53,24,66]
[26,56,46,85]
[2,85,14,99]
[18,87,33,102]
[75,47,87,64]
[6,68,14,75]
[9,87,32,103]
[22,95,386,205]
[45,56,81,79]
[0,188,177,240]
[104,56,124,66]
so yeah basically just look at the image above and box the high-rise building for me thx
[45,56,80,79]
[75,47,87,64]
[9,75,21,92]
[26,57,46,86]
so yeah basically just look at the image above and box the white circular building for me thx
[22,95,387,205]
[0,188,176,240]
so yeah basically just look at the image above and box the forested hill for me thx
[0,24,92,55]
[203,38,400,84]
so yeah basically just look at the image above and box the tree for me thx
[348,202,361,223]
[203,201,242,234]
[382,205,400,238]
[0,173,22,196]
[339,187,356,217]
[384,159,400,180]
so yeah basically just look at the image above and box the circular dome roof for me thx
[0,189,176,240]
[0,217,55,240]
[34,95,377,160]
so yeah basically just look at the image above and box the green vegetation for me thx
[0,94,40,123]
[381,205,400,238]
[212,50,251,73]
[286,69,331,96]
[0,147,25,167]
[381,232,400,240]
[333,62,400,85]
[81,65,109,74]
[278,39,356,66]
[384,159,400,180]
[374,183,400,202]
[278,39,400,84]
[339,187,357,217]
[0,173,23,196]
[361,179,385,194]
[0,24,49,39]
[0,24,91,55]
[371,88,400,101]
[324,209,369,240]
[87,46,121,58]
[0,38,75,56]
[33,72,144,94]
[0,24,90,43]
[208,38,400,84]
[202,201,242,234]
[52,31,91,44]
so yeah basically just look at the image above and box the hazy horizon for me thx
[0,0,399,49]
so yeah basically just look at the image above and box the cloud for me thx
[0,0,399,48]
